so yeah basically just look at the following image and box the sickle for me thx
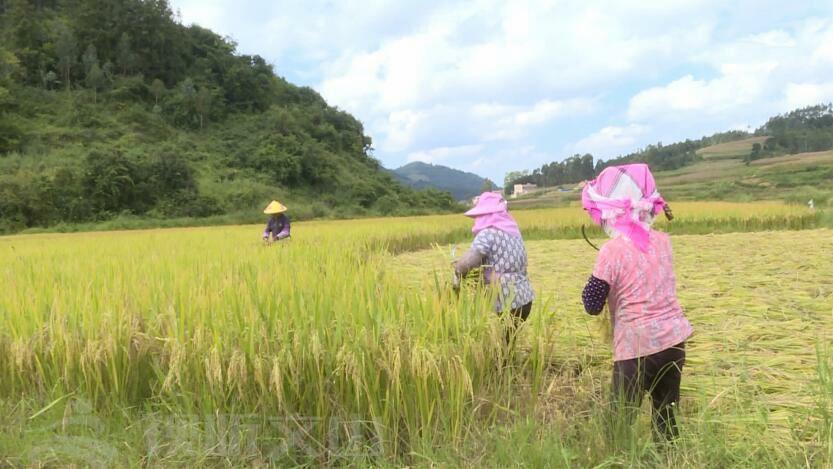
[581,225,599,251]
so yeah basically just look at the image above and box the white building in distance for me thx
[512,183,538,198]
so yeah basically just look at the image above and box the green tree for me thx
[745,142,762,166]
[374,194,400,215]
[41,70,58,90]
[195,86,212,129]
[150,78,165,106]
[53,22,78,91]
[0,49,20,82]
[81,44,97,75]
[177,77,197,125]
[503,169,529,186]
[3,0,48,84]
[101,61,114,83]
[0,49,22,153]
[480,178,496,193]
[85,62,105,103]
[580,153,595,180]
[82,151,137,214]
[116,32,137,75]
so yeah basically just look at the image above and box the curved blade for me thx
[581,225,600,251]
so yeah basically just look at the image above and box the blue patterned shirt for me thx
[471,228,535,311]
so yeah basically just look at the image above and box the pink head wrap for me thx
[465,192,522,237]
[581,163,667,252]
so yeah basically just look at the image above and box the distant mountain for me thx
[391,162,497,201]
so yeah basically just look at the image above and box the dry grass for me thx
[751,149,833,169]
[697,137,770,159]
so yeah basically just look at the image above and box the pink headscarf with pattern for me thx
[581,163,667,252]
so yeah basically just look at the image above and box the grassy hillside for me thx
[510,145,833,209]
[509,104,833,196]
[696,136,769,160]
[0,0,458,234]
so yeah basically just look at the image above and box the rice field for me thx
[0,201,831,466]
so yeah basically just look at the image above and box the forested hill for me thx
[391,162,496,201]
[507,131,748,192]
[508,104,833,192]
[0,0,457,233]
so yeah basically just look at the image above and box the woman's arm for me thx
[276,219,290,240]
[263,218,276,240]
[454,248,485,278]
[582,275,610,315]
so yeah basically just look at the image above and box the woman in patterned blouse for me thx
[453,192,535,344]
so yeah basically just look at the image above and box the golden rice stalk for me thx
[227,349,248,396]
[10,338,34,374]
[269,356,285,410]
[252,355,267,393]
[204,347,224,391]
[161,342,184,394]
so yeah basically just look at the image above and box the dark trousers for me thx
[611,342,686,440]
[502,302,532,345]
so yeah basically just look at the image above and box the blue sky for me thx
[170,0,833,183]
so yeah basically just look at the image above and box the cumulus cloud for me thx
[785,82,833,110]
[571,125,651,159]
[406,144,483,164]
[619,17,833,143]
[314,0,718,168]
[627,62,778,121]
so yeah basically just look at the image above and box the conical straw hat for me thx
[263,200,288,214]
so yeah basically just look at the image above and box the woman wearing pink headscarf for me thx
[454,192,534,343]
[581,163,692,441]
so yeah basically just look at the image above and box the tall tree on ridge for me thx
[150,78,165,106]
[81,44,98,75]
[117,32,137,75]
[54,22,77,91]
[86,62,105,103]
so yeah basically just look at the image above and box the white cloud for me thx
[571,125,650,158]
[747,30,797,48]
[406,144,483,164]
[316,0,718,164]
[627,62,778,121]
[376,97,595,156]
[471,98,597,141]
[172,0,226,32]
[812,31,833,65]
[513,99,596,127]
[626,18,833,126]
[382,109,428,152]
[785,82,833,110]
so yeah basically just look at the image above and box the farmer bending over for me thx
[581,163,692,441]
[262,200,291,243]
[453,192,534,345]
